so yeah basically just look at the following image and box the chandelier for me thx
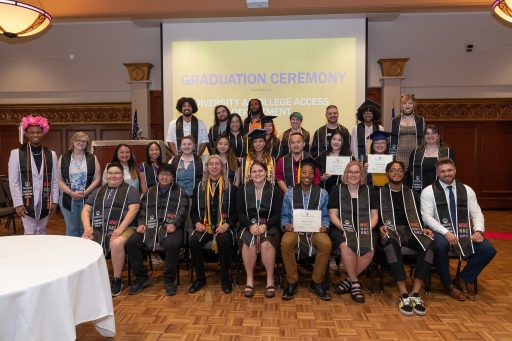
[493,0,512,23]
[0,0,52,38]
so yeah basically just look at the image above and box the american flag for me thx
[131,110,140,140]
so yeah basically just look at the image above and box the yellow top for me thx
[372,173,388,187]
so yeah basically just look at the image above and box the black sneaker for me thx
[410,293,427,316]
[165,282,178,296]
[111,277,123,297]
[398,293,414,316]
[128,276,150,295]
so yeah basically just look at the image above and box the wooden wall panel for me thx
[480,126,512,193]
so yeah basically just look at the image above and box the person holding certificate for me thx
[317,129,353,193]
[328,160,379,303]
[237,161,282,298]
[364,130,393,188]
[280,158,332,301]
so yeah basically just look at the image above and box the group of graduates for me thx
[8,95,496,317]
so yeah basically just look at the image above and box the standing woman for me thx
[328,161,379,303]
[214,134,241,186]
[82,162,140,296]
[278,111,310,158]
[225,113,245,159]
[317,130,352,193]
[58,132,101,237]
[237,161,282,298]
[102,144,140,191]
[408,124,456,192]
[139,141,163,193]
[261,116,281,159]
[351,99,383,162]
[241,129,275,184]
[390,94,425,169]
[169,135,203,197]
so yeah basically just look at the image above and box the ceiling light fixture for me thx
[0,0,52,38]
[493,0,512,24]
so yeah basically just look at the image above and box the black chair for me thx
[424,251,478,295]
[0,179,17,235]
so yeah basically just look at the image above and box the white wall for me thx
[368,13,512,98]
[0,21,161,104]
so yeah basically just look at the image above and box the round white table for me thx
[0,235,116,341]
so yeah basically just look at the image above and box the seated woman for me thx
[328,161,379,303]
[261,116,281,159]
[102,144,140,191]
[82,162,140,296]
[408,123,456,192]
[58,132,101,237]
[363,130,393,189]
[241,129,275,184]
[317,129,352,193]
[139,141,163,193]
[237,161,282,298]
[126,164,189,296]
[214,134,241,186]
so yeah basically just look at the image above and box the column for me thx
[377,58,409,130]
[123,63,153,139]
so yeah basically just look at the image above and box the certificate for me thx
[325,156,351,175]
[293,209,321,233]
[367,154,394,173]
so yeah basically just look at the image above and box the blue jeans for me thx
[432,231,497,287]
[60,194,85,237]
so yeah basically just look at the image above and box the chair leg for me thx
[425,268,431,295]
[127,256,132,287]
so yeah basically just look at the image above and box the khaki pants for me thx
[281,231,332,284]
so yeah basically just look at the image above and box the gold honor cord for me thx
[205,177,224,253]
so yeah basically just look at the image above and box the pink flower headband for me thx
[21,115,50,135]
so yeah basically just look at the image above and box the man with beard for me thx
[310,105,351,158]
[9,115,59,234]
[166,97,208,156]
[243,98,266,135]
[207,105,230,154]
[379,161,433,316]
[421,158,496,301]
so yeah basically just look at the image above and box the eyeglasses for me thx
[348,171,361,175]
[388,169,404,173]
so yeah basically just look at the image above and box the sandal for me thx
[264,285,275,298]
[335,279,352,295]
[350,281,365,303]
[244,285,255,298]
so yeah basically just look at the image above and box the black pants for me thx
[189,230,233,283]
[126,230,183,284]
[382,233,433,282]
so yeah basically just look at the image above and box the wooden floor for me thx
[2,210,512,340]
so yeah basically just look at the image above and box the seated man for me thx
[189,155,238,294]
[379,161,433,316]
[421,158,497,301]
[126,164,189,296]
[281,158,332,301]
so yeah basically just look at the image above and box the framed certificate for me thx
[367,154,394,173]
[325,156,351,175]
[293,209,321,233]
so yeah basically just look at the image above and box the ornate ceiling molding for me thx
[0,103,131,125]
[416,98,512,121]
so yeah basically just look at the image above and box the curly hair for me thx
[176,97,198,114]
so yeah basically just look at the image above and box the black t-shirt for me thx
[389,189,422,226]
[328,185,379,227]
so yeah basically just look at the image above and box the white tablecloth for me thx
[0,235,115,341]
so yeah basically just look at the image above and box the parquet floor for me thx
[2,211,512,340]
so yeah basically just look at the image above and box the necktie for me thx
[447,185,457,233]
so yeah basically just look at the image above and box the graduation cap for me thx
[247,128,266,140]
[369,130,391,142]
[260,115,277,125]
[357,99,381,121]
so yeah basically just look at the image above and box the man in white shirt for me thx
[166,97,208,156]
[421,158,496,301]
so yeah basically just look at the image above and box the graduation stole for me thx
[338,184,373,256]
[379,184,432,250]
[432,180,474,258]
[389,115,424,155]
[229,132,244,158]
[283,152,310,187]
[143,183,183,251]
[411,145,451,191]
[60,151,95,211]
[91,182,130,255]
[142,162,158,190]
[243,181,275,252]
[18,144,53,220]
[170,154,203,189]
[357,122,379,162]
[267,136,280,158]
[175,115,198,153]
[292,184,322,257]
